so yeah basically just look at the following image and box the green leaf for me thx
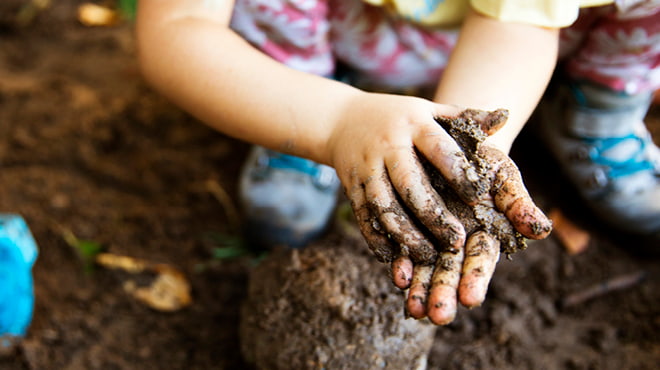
[118,0,137,20]
[61,229,103,273]
[76,240,103,258]
[212,245,250,260]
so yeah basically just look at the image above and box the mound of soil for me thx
[240,240,436,370]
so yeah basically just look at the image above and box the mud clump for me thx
[240,241,436,370]
[429,109,527,256]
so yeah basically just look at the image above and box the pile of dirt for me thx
[240,240,436,369]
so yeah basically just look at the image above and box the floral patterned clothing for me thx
[229,0,660,94]
[560,2,660,94]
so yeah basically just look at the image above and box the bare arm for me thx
[435,8,559,152]
[136,0,362,164]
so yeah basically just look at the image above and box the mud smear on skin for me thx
[426,109,527,257]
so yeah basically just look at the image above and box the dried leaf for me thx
[124,265,192,312]
[96,253,192,311]
[96,253,148,273]
[77,3,118,27]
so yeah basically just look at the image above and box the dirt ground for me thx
[0,1,659,369]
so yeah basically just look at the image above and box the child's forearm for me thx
[435,8,559,153]
[136,0,360,165]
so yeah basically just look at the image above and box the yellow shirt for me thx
[363,0,614,28]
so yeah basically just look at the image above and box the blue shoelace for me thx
[583,134,655,179]
[264,150,324,178]
[569,83,655,179]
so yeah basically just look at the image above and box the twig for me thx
[561,270,647,308]
[549,208,590,255]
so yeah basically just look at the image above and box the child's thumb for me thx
[459,108,509,136]
[432,105,509,136]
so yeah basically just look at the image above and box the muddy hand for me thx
[327,94,550,325]
[329,93,473,311]
[403,109,552,324]
[331,93,470,269]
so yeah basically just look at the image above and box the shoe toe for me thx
[239,147,340,249]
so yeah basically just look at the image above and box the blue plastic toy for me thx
[0,214,38,346]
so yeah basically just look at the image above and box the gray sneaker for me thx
[538,81,660,236]
[239,146,341,249]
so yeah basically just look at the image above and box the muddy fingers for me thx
[485,146,553,240]
[458,231,500,308]
[427,247,464,325]
[346,181,396,263]
[414,119,486,204]
[391,256,413,289]
[342,106,551,327]
[423,109,552,256]
[364,172,438,264]
[458,108,509,136]
[385,149,466,253]
[345,171,431,292]
[406,265,433,319]
[417,108,508,206]
[416,108,551,326]
[472,201,523,257]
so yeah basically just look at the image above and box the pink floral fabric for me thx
[230,0,660,94]
[230,0,457,90]
[560,2,660,94]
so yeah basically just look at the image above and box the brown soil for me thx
[1,2,659,369]
[240,241,436,370]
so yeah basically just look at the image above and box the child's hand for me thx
[406,142,552,325]
[326,92,551,325]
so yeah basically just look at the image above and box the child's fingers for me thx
[391,255,413,289]
[481,146,553,239]
[427,246,464,325]
[414,123,486,205]
[345,179,396,263]
[385,148,466,254]
[458,108,509,136]
[406,265,433,319]
[345,174,422,292]
[363,168,438,264]
[458,231,500,308]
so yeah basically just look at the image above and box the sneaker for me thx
[537,81,660,236]
[239,146,341,249]
[1,214,39,348]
